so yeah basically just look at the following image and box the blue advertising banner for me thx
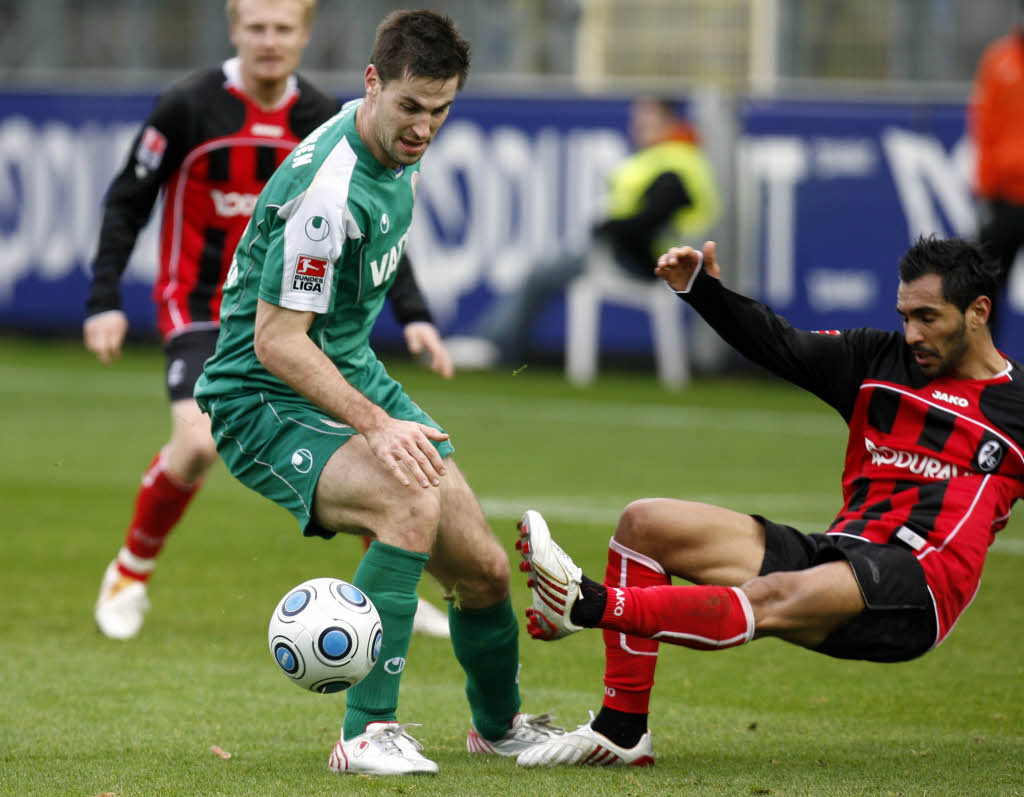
[1,89,1020,360]
[738,97,1023,358]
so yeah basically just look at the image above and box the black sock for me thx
[591,706,648,749]
[569,574,606,627]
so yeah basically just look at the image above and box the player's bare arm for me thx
[83,309,130,365]
[253,298,449,489]
[654,240,721,292]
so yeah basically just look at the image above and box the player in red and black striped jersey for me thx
[514,236,1024,767]
[86,0,453,641]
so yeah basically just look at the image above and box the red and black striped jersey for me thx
[682,270,1024,635]
[87,58,433,339]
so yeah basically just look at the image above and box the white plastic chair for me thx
[565,245,689,389]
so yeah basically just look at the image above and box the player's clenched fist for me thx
[655,240,721,293]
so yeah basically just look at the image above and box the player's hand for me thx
[654,240,720,292]
[402,321,454,379]
[83,310,129,365]
[364,417,450,488]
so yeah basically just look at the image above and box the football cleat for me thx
[94,559,150,640]
[466,712,565,756]
[328,721,438,775]
[516,510,584,640]
[412,597,450,639]
[516,714,655,768]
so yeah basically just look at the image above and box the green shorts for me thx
[200,363,453,540]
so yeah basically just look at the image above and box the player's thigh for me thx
[426,459,510,608]
[313,435,441,551]
[614,498,766,586]
[745,559,865,647]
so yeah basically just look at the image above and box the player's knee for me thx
[393,489,442,549]
[740,572,796,628]
[613,499,663,552]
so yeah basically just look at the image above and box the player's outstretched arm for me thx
[654,240,720,292]
[83,310,129,365]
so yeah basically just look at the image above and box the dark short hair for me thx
[370,10,472,90]
[898,235,1000,315]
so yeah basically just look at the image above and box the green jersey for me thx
[195,99,420,401]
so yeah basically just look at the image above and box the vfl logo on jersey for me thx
[932,389,969,407]
[135,125,167,172]
[211,190,258,217]
[305,216,330,241]
[411,171,420,198]
[293,255,328,293]
[974,439,1006,473]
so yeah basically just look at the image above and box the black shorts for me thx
[163,329,219,402]
[757,516,937,663]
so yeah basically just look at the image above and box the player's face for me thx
[360,66,459,169]
[231,0,310,90]
[897,273,969,379]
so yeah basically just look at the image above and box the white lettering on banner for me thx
[738,137,808,306]
[408,120,628,323]
[881,128,975,241]
[0,115,159,300]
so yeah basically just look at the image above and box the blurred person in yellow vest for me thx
[445,96,720,369]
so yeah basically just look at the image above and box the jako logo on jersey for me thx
[383,657,405,674]
[864,437,959,479]
[932,389,969,407]
[135,125,167,171]
[975,439,1006,473]
[380,213,390,233]
[293,255,328,293]
[211,190,258,217]
[291,448,313,473]
[305,216,330,241]
[369,232,409,287]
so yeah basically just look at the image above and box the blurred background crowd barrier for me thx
[2,0,1022,363]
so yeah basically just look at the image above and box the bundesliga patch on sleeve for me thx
[291,254,329,294]
[135,126,168,171]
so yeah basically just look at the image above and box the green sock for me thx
[342,540,427,739]
[450,597,522,740]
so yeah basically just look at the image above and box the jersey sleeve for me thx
[387,253,433,325]
[683,269,888,419]
[86,87,192,317]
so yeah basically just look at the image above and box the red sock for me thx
[600,583,755,651]
[601,538,670,715]
[116,451,199,582]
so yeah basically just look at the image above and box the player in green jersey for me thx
[195,9,562,776]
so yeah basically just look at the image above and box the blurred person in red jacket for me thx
[969,3,1024,348]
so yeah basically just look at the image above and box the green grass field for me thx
[1,337,1021,797]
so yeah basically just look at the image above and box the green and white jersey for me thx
[196,99,420,400]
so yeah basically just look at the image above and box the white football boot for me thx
[516,510,584,640]
[412,597,450,638]
[466,712,565,755]
[94,560,150,640]
[516,713,654,768]
[328,722,438,775]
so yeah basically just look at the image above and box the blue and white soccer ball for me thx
[268,577,382,694]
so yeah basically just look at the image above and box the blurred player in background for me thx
[969,2,1024,349]
[445,96,719,369]
[85,0,451,641]
[515,236,1023,767]
[195,10,563,775]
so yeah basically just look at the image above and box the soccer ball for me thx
[268,577,383,694]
